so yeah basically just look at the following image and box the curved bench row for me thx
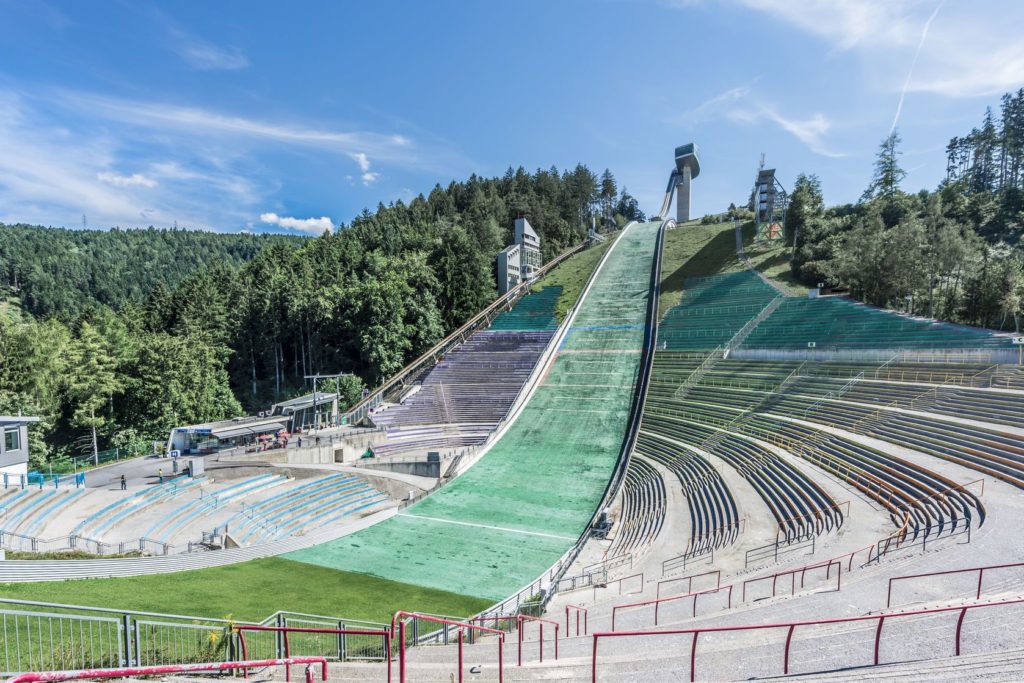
[609,456,667,557]
[641,409,841,544]
[635,430,738,554]
[741,415,984,544]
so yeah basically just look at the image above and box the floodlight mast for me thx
[304,372,353,430]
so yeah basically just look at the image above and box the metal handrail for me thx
[591,597,1024,682]
[5,658,329,683]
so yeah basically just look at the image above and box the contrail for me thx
[890,1,944,135]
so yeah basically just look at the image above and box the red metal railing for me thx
[593,572,644,600]
[741,542,877,602]
[591,597,1024,682]
[392,611,505,683]
[656,569,721,599]
[515,614,559,665]
[234,624,389,682]
[5,658,328,683]
[565,604,588,637]
[886,561,1024,608]
[742,559,841,602]
[610,585,733,631]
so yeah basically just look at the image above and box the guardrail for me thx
[591,597,1024,682]
[565,605,588,637]
[391,612,504,683]
[662,546,713,575]
[593,572,644,601]
[234,625,389,681]
[511,614,558,665]
[4,658,329,683]
[656,569,721,599]
[0,598,385,677]
[886,561,1024,608]
[611,584,733,630]
[741,544,875,602]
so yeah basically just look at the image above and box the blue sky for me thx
[1,0,1022,234]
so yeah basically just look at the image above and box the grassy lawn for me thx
[658,221,741,318]
[534,236,616,320]
[739,238,810,295]
[0,557,492,624]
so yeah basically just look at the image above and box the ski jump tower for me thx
[660,143,701,221]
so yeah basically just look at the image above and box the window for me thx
[4,428,20,453]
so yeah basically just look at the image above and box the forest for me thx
[0,165,643,467]
[788,88,1024,332]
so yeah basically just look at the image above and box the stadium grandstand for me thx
[3,201,1024,683]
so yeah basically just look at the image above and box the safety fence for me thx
[730,347,1020,366]
[0,529,206,555]
[0,598,386,677]
[234,625,390,681]
[662,545,715,576]
[391,612,504,683]
[3,473,85,490]
[591,597,1024,682]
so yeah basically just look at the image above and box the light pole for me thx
[303,373,354,430]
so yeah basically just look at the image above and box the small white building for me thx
[497,218,542,294]
[0,416,39,476]
[496,243,522,295]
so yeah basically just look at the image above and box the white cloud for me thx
[361,172,380,185]
[721,0,1024,98]
[0,91,272,230]
[676,85,845,157]
[352,152,371,172]
[55,90,419,164]
[97,171,157,188]
[259,212,334,235]
[732,0,923,50]
[168,26,248,70]
[178,42,248,70]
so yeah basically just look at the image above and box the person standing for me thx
[120,474,127,491]
[158,468,163,484]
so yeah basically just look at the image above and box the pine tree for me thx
[863,132,907,204]
[68,322,121,462]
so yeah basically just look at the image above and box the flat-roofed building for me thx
[496,243,522,295]
[0,416,39,475]
[497,218,541,294]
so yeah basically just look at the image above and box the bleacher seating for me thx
[368,288,563,457]
[224,473,388,545]
[143,474,287,543]
[369,423,492,458]
[743,415,983,542]
[657,272,779,350]
[740,296,1015,350]
[0,489,85,537]
[488,286,561,331]
[610,456,666,556]
[73,475,206,539]
[634,431,739,554]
